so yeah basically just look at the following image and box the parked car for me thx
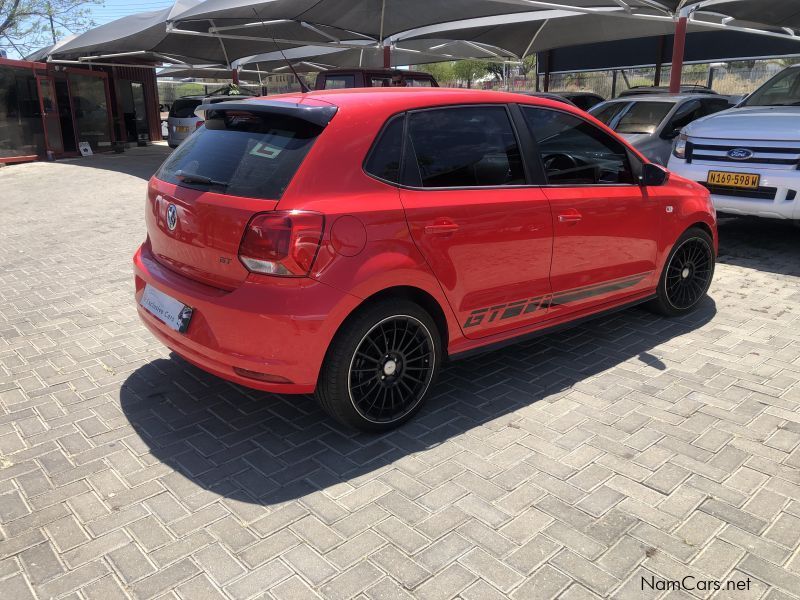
[619,84,718,97]
[668,64,800,221]
[135,88,717,431]
[590,94,735,165]
[552,91,605,111]
[518,91,605,111]
[517,91,578,108]
[314,68,438,89]
[167,88,256,148]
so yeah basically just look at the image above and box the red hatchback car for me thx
[134,88,717,431]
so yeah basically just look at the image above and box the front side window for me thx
[406,106,524,188]
[522,107,635,185]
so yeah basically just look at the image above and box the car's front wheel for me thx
[648,227,715,317]
[316,300,441,432]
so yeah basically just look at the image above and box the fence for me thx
[464,60,799,99]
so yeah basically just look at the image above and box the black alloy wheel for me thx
[665,237,714,311]
[348,315,435,424]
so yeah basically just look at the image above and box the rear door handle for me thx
[425,220,460,235]
[558,211,582,223]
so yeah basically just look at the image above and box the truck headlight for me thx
[673,133,688,159]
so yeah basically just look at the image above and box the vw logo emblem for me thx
[166,204,178,231]
[727,148,754,160]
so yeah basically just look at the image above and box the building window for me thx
[0,65,45,159]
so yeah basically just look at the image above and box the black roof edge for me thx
[197,100,338,127]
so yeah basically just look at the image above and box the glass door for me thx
[36,77,64,155]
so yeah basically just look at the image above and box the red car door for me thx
[519,106,660,317]
[399,105,553,339]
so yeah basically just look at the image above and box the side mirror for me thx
[662,127,681,140]
[641,162,669,187]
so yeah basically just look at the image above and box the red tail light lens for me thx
[239,211,324,277]
[195,120,205,129]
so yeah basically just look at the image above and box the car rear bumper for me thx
[133,242,357,394]
[668,159,800,220]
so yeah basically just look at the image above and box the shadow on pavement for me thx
[717,216,799,277]
[120,298,716,506]
[60,144,172,180]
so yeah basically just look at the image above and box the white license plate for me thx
[140,284,193,333]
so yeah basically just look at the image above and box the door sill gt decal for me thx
[463,272,653,329]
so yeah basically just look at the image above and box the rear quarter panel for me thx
[276,99,463,348]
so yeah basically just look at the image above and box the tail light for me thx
[195,120,205,129]
[239,211,324,277]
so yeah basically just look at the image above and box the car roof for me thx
[601,93,726,103]
[251,87,586,115]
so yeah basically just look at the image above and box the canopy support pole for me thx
[668,7,692,93]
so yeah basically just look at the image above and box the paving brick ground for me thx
[1,145,800,599]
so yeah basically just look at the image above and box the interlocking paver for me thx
[2,149,800,599]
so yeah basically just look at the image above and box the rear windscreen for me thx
[169,98,202,118]
[157,111,324,200]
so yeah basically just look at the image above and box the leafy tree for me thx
[451,59,488,88]
[1,0,100,57]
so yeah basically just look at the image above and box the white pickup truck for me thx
[668,65,800,222]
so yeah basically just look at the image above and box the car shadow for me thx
[60,144,172,180]
[120,298,716,506]
[717,216,799,277]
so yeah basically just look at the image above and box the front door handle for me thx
[558,210,582,224]
[425,220,460,235]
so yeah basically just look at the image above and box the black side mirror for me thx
[662,128,681,140]
[641,162,669,187]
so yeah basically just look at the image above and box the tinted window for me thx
[369,75,392,87]
[324,75,355,89]
[365,115,404,183]
[590,101,630,126]
[523,107,634,185]
[615,101,674,134]
[169,98,201,118]
[407,106,524,188]
[568,95,602,111]
[405,78,433,87]
[158,111,323,200]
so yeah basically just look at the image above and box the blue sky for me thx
[88,0,175,26]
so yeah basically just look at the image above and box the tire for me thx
[316,299,442,432]
[647,227,715,317]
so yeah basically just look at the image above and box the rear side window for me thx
[406,106,524,188]
[522,107,634,185]
[324,75,355,89]
[157,111,323,200]
[169,98,201,118]
[365,115,404,183]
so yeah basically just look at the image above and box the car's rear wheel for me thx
[648,227,715,317]
[316,300,441,432]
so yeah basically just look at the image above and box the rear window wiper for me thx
[175,170,228,187]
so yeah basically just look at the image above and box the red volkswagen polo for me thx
[134,88,717,431]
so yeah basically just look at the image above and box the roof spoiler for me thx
[195,100,337,127]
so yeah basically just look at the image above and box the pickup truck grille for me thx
[689,142,800,167]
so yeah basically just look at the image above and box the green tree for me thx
[417,61,456,86]
[1,0,100,57]
[451,59,488,88]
